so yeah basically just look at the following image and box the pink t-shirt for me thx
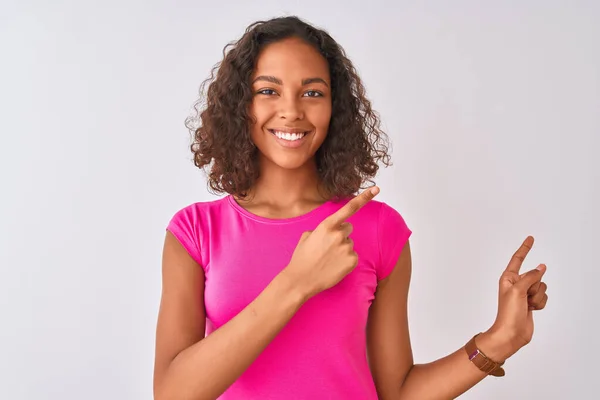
[167,194,412,399]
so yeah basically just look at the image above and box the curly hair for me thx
[185,16,392,200]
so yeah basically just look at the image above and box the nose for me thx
[277,96,304,121]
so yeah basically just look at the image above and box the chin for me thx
[265,153,314,170]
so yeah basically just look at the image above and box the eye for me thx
[303,90,324,98]
[256,88,277,96]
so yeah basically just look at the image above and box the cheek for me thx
[311,103,332,133]
[250,98,274,118]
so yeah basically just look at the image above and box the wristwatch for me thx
[465,333,505,377]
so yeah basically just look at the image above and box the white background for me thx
[1,0,598,399]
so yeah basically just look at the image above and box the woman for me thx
[153,16,549,400]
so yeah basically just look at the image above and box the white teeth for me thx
[273,131,306,141]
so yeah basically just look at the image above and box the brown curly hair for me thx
[185,16,392,200]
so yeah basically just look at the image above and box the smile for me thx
[267,129,312,149]
[268,129,309,141]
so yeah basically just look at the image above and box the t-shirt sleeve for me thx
[166,206,204,268]
[377,202,412,281]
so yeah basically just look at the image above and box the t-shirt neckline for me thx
[226,195,346,224]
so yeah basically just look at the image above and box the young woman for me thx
[153,16,549,400]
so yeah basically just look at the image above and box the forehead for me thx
[252,37,330,82]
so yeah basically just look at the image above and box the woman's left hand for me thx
[485,236,549,360]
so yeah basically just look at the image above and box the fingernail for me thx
[536,264,546,272]
[370,187,380,195]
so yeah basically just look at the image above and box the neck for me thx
[240,157,328,205]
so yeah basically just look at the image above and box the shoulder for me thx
[339,196,411,241]
[343,197,411,280]
[338,196,407,225]
[376,201,409,228]
[166,196,230,244]
[168,196,230,225]
[165,197,229,269]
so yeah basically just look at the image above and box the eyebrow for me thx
[252,75,329,87]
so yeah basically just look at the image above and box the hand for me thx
[487,236,549,360]
[282,186,380,300]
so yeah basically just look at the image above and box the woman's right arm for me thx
[153,232,307,400]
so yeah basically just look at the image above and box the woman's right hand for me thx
[283,186,380,300]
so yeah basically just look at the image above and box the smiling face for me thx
[249,37,332,171]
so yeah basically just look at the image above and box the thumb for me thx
[515,264,546,293]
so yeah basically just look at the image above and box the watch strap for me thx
[465,333,506,377]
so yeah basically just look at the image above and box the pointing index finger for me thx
[505,236,534,274]
[326,186,379,227]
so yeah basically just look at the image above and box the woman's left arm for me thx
[367,237,548,400]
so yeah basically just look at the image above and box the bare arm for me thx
[368,240,505,399]
[366,240,414,399]
[395,332,511,400]
[368,237,548,400]
[153,232,305,400]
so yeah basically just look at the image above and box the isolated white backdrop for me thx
[1,1,598,399]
